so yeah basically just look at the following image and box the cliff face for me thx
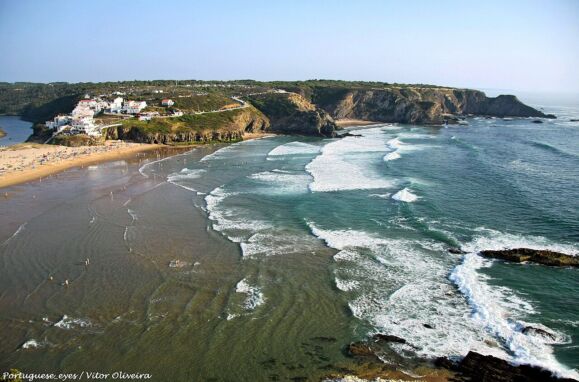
[106,107,269,144]
[309,87,554,124]
[248,93,337,137]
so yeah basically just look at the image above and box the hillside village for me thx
[40,85,286,143]
[44,94,177,138]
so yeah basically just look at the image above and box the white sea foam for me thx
[306,129,394,192]
[235,278,265,310]
[2,222,27,246]
[451,252,578,379]
[369,193,391,199]
[167,168,206,193]
[247,170,310,194]
[127,208,138,223]
[139,149,194,177]
[21,339,45,349]
[167,168,206,182]
[446,230,579,378]
[54,315,92,330]
[335,277,359,291]
[383,151,401,161]
[307,222,494,360]
[205,187,272,242]
[267,141,321,156]
[392,188,418,202]
[387,138,403,149]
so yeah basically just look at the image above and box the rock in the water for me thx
[532,119,544,124]
[372,334,406,344]
[479,248,579,267]
[346,342,376,358]
[570,119,579,122]
[448,247,467,254]
[455,352,577,382]
[522,326,558,341]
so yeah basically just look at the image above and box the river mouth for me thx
[1,114,578,381]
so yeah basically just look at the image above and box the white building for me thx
[161,99,174,107]
[108,97,124,113]
[46,115,71,130]
[123,100,147,114]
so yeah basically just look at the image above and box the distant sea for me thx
[0,97,577,380]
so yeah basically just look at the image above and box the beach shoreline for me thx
[335,118,382,127]
[0,132,274,189]
[0,141,162,189]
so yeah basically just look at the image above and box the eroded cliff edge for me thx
[300,86,555,125]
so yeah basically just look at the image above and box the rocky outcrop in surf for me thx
[247,93,337,137]
[479,248,579,267]
[304,86,555,125]
[439,352,578,382]
[343,335,577,382]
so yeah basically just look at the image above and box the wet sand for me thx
[335,119,382,127]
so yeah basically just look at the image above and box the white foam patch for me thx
[369,193,391,199]
[306,128,395,192]
[247,170,311,194]
[392,188,418,202]
[167,168,206,193]
[21,339,45,349]
[387,138,403,149]
[235,278,265,310]
[167,168,206,182]
[267,141,321,156]
[138,149,195,177]
[384,151,401,161]
[335,277,359,292]
[54,315,92,330]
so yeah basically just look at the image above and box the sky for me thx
[0,0,578,93]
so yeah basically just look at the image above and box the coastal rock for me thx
[346,342,378,358]
[521,326,558,341]
[532,119,544,124]
[247,93,338,137]
[447,247,467,254]
[307,87,555,125]
[479,248,579,267]
[454,352,577,382]
[372,334,406,344]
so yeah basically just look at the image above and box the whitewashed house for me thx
[46,115,71,130]
[108,97,124,113]
[161,99,174,107]
[123,100,147,114]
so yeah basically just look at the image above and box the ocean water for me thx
[0,116,33,146]
[0,104,578,380]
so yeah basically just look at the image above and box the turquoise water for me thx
[0,105,578,380]
[0,116,33,146]
[163,109,579,378]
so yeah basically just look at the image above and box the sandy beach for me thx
[335,118,382,127]
[0,141,160,189]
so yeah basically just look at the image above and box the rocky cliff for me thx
[247,93,337,137]
[307,86,555,125]
[105,107,269,144]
